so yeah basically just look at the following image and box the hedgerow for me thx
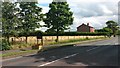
[42,32,108,36]
[17,31,108,37]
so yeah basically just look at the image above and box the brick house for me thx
[77,23,95,32]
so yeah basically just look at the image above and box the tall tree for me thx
[2,2,19,44]
[44,1,74,42]
[18,2,43,43]
[106,20,119,37]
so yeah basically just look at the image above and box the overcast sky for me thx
[35,0,119,32]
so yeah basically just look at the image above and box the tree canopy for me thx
[17,2,43,43]
[2,2,19,44]
[106,20,119,36]
[2,2,43,44]
[44,1,74,42]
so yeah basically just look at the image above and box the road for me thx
[2,37,120,68]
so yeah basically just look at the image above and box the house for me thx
[77,23,95,32]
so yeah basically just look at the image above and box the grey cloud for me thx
[71,2,118,17]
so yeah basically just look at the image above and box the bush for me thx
[2,39,11,51]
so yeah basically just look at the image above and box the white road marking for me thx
[38,53,79,67]
[64,53,78,59]
[87,47,100,52]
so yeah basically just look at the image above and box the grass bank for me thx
[1,50,38,59]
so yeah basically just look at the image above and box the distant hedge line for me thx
[18,32,109,37]
[43,32,108,36]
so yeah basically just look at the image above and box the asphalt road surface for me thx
[2,37,120,68]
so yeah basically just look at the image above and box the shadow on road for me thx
[62,45,119,66]
[25,44,120,67]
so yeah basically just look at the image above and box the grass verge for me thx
[1,37,108,58]
[1,50,38,58]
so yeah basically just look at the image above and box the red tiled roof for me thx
[77,23,94,28]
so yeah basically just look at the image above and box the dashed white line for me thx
[39,59,59,67]
[64,53,78,59]
[38,53,79,67]
[87,47,100,52]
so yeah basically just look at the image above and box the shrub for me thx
[2,39,11,50]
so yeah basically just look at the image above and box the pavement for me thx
[1,36,120,68]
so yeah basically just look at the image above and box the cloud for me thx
[68,0,119,3]
[36,4,50,14]
[37,0,52,4]
[70,2,118,17]
[37,0,118,16]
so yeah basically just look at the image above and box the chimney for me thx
[87,23,89,26]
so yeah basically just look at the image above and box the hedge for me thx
[43,32,108,36]
[17,31,109,37]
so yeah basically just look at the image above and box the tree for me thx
[103,27,112,33]
[2,2,19,45]
[18,2,43,43]
[106,20,119,37]
[44,1,74,42]
[95,27,112,33]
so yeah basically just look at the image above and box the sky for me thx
[36,0,119,32]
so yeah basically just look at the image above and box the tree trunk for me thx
[37,38,38,44]
[41,36,43,46]
[56,29,59,42]
[113,29,116,37]
[56,35,59,42]
[6,36,10,46]
[25,36,27,44]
